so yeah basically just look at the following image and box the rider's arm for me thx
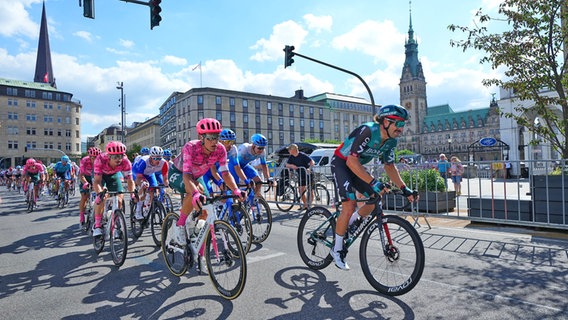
[93,175,104,193]
[383,163,405,189]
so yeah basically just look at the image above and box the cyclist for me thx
[285,143,315,210]
[330,104,418,270]
[14,165,23,191]
[168,118,245,246]
[229,133,272,199]
[92,141,136,237]
[53,155,74,198]
[5,167,14,190]
[78,147,101,227]
[202,129,248,195]
[134,147,150,165]
[131,146,169,220]
[23,159,43,202]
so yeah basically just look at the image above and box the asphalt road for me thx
[0,188,567,319]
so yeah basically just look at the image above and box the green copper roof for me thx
[0,78,59,91]
[423,104,490,130]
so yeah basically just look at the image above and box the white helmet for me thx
[149,146,164,157]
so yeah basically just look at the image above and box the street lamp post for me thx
[448,138,452,155]
[116,82,125,143]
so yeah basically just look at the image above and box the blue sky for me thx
[0,0,504,140]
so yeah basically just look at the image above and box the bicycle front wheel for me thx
[110,210,128,267]
[275,185,295,212]
[130,202,144,239]
[359,215,425,296]
[227,203,253,254]
[205,220,247,300]
[296,206,334,270]
[151,201,167,247]
[161,213,188,276]
[249,197,272,243]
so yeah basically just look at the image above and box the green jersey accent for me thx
[337,122,397,165]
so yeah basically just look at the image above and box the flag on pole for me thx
[43,72,49,83]
[192,62,201,71]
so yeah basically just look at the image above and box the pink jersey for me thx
[93,153,132,177]
[178,140,228,179]
[23,163,43,175]
[79,156,94,176]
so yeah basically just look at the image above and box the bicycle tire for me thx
[359,215,425,296]
[312,183,330,207]
[296,206,334,270]
[228,202,253,254]
[206,220,247,300]
[161,213,189,276]
[27,185,35,212]
[151,201,167,247]
[130,201,144,239]
[249,197,272,243]
[162,192,174,213]
[110,209,128,267]
[276,185,295,212]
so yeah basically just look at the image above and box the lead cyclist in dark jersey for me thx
[330,104,418,270]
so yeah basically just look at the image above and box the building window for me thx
[75,118,79,125]
[243,114,248,123]
[197,95,203,104]
[8,112,18,120]
[267,102,272,110]
[44,128,54,136]
[230,97,235,107]
[215,96,222,105]
[7,88,17,96]
[8,141,18,149]
[242,99,248,108]
[26,114,37,122]
[27,127,36,135]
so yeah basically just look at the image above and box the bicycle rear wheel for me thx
[162,192,174,213]
[110,210,128,267]
[161,213,189,276]
[296,206,334,270]
[228,203,253,254]
[311,183,330,207]
[275,185,295,212]
[27,186,35,212]
[249,197,272,243]
[359,215,425,296]
[151,201,167,247]
[205,220,247,300]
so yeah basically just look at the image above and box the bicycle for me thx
[212,192,253,254]
[130,185,167,247]
[56,179,70,208]
[296,187,425,296]
[82,190,97,234]
[276,169,330,212]
[26,181,37,212]
[161,193,247,300]
[241,181,273,243]
[92,189,131,267]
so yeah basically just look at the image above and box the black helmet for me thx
[377,104,409,120]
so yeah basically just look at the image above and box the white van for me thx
[310,148,336,179]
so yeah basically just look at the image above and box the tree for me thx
[448,0,568,158]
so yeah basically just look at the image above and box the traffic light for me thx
[284,45,295,68]
[149,0,162,30]
[83,0,95,19]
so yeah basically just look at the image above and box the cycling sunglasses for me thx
[204,134,220,141]
[109,154,123,161]
[151,157,162,161]
[386,118,406,128]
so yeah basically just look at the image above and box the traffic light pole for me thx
[291,51,376,113]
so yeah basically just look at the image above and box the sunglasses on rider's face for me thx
[151,157,162,161]
[110,154,123,161]
[255,146,265,151]
[204,134,220,141]
[221,140,235,145]
[386,118,406,128]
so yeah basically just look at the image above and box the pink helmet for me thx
[26,158,36,166]
[106,141,126,155]
[196,118,222,135]
[88,147,102,157]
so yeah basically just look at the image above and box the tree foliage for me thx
[448,0,568,158]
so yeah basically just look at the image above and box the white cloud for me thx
[331,20,405,65]
[249,20,309,62]
[0,0,40,38]
[73,31,93,42]
[303,14,332,33]
[119,39,135,49]
[163,55,187,66]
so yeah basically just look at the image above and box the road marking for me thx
[247,252,285,264]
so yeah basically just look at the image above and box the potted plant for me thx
[382,169,456,213]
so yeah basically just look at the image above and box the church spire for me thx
[401,0,423,80]
[34,2,56,88]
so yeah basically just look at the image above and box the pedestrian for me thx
[437,153,450,189]
[285,143,315,210]
[450,156,464,195]
[505,157,512,179]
